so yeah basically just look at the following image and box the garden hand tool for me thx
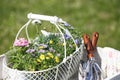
[83,32,102,80]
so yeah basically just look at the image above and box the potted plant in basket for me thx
[3,13,83,80]
[7,24,82,71]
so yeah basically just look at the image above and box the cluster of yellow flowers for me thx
[37,52,60,63]
[49,40,53,44]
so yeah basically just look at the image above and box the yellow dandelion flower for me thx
[43,65,47,68]
[39,46,44,49]
[49,40,53,44]
[62,43,66,46]
[39,54,45,60]
[72,44,76,47]
[55,56,60,63]
[30,68,35,71]
[36,59,42,63]
[28,66,35,71]
[47,52,54,58]
[46,56,50,60]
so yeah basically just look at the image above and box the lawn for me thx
[0,0,120,54]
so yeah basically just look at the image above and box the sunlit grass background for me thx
[0,0,120,54]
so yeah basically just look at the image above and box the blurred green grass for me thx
[0,0,120,54]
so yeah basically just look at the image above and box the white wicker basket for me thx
[1,13,84,80]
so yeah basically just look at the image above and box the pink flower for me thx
[14,38,29,47]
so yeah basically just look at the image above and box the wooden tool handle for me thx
[92,32,99,49]
[83,32,99,59]
[83,34,94,58]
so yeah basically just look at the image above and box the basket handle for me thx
[15,13,67,43]
[27,13,66,23]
